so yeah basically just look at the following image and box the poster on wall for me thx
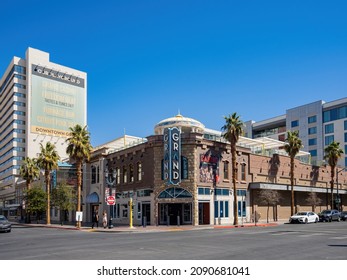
[199,153,220,183]
[30,64,85,137]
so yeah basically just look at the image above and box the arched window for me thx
[158,187,192,198]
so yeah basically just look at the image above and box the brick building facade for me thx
[82,114,347,226]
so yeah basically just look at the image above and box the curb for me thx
[12,222,281,233]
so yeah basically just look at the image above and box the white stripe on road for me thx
[330,236,347,240]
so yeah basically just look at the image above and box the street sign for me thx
[75,211,83,222]
[106,196,116,205]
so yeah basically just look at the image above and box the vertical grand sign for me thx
[163,127,181,185]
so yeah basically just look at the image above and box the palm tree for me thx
[19,157,40,191]
[19,157,40,223]
[66,124,92,228]
[222,113,243,226]
[284,130,303,216]
[37,142,60,225]
[324,141,344,209]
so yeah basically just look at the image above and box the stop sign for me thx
[106,196,115,205]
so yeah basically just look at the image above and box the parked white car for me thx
[289,211,319,224]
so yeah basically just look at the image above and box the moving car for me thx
[0,215,11,233]
[340,211,347,221]
[289,211,319,224]
[318,210,340,222]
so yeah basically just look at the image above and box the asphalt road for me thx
[1,222,347,260]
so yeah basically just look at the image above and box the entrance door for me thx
[159,203,192,225]
[91,205,99,223]
[199,202,210,224]
[142,203,151,225]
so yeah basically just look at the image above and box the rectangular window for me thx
[237,190,247,196]
[238,201,246,217]
[323,106,347,122]
[129,164,134,182]
[225,201,229,218]
[241,164,246,181]
[116,167,120,184]
[309,150,317,157]
[291,120,299,127]
[122,204,128,218]
[214,201,218,218]
[345,133,347,142]
[308,115,317,123]
[219,201,224,217]
[325,135,334,146]
[91,166,96,184]
[345,120,347,130]
[308,138,317,146]
[116,204,120,218]
[345,145,347,154]
[223,161,229,180]
[137,162,142,181]
[308,127,317,135]
[198,187,211,195]
[325,123,334,134]
[214,201,229,218]
[137,202,141,220]
[123,166,127,183]
[181,156,188,179]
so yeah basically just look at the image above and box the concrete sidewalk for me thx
[13,220,283,233]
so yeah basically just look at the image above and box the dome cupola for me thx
[154,113,205,135]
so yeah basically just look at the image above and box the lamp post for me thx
[105,167,117,229]
[336,167,346,212]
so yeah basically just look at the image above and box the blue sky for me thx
[1,0,347,146]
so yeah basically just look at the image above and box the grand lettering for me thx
[163,127,181,185]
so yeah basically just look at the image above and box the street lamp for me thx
[336,167,346,212]
[105,167,117,229]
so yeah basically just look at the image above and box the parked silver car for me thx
[318,210,341,222]
[0,215,11,233]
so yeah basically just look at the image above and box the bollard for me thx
[177,216,180,226]
[167,215,170,226]
[143,216,147,228]
[108,217,113,229]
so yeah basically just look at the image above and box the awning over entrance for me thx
[86,192,99,203]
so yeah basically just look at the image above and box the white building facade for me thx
[245,98,347,167]
[0,48,87,214]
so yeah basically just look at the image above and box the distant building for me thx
[244,98,347,167]
[0,48,87,216]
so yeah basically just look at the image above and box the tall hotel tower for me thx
[0,48,87,210]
